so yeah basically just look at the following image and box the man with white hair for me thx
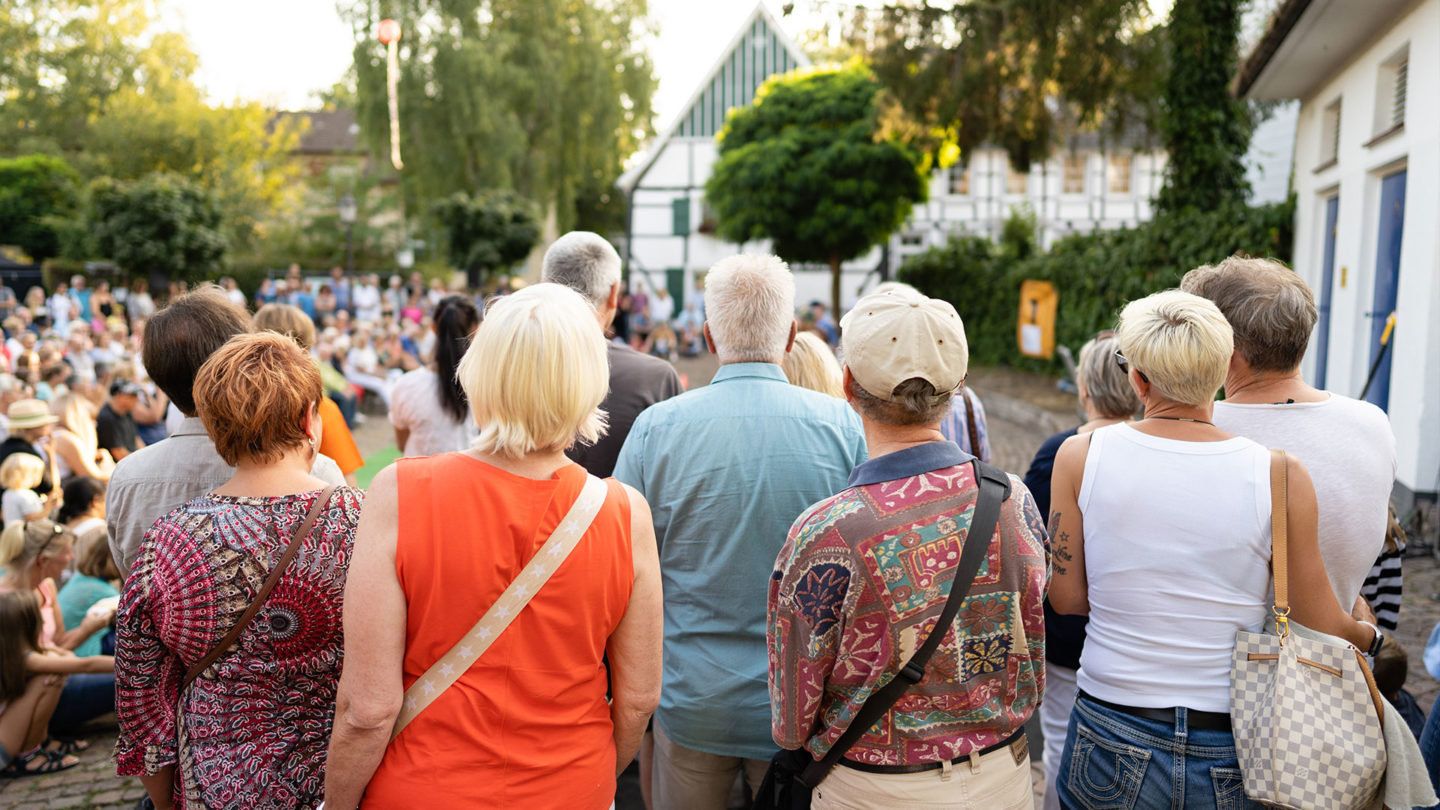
[542,231,682,478]
[615,253,867,810]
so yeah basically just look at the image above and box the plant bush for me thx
[899,199,1294,371]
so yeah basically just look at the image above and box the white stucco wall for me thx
[1288,0,1440,494]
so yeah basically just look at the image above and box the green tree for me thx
[0,3,302,249]
[1155,0,1250,212]
[342,0,656,234]
[705,64,927,314]
[837,1,1165,169]
[0,154,80,262]
[87,173,227,284]
[432,191,541,288]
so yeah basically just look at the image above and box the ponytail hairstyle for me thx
[0,589,43,701]
[432,295,482,423]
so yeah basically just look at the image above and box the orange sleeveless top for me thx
[361,454,633,809]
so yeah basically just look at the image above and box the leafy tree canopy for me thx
[705,62,927,313]
[830,0,1165,169]
[1155,0,1250,212]
[0,0,302,250]
[0,154,81,262]
[87,173,227,284]
[432,190,541,287]
[342,0,656,235]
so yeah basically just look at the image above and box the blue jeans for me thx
[1056,693,1261,810]
[1418,694,1440,808]
[48,672,115,735]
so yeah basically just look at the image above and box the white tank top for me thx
[1075,423,1272,713]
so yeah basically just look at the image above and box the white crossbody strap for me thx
[390,473,609,738]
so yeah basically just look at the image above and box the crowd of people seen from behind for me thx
[0,244,1435,810]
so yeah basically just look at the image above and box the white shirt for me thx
[49,293,72,326]
[353,284,382,322]
[1076,424,1273,713]
[388,368,476,458]
[650,294,674,324]
[1213,393,1396,609]
[3,488,42,523]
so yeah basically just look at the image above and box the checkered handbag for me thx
[1229,450,1387,810]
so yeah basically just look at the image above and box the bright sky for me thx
[165,0,797,127]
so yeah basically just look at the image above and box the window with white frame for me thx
[1108,154,1133,194]
[1374,46,1408,136]
[949,163,970,196]
[1063,154,1087,194]
[1006,162,1029,195]
[1319,100,1341,165]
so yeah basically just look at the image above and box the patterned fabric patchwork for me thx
[769,461,1049,766]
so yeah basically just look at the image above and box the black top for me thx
[566,342,682,479]
[1022,427,1088,670]
[96,403,140,455]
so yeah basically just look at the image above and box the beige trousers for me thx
[813,743,1033,810]
[651,721,769,810]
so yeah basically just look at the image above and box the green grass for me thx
[356,445,402,488]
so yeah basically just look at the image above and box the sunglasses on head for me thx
[1113,350,1149,383]
[25,522,65,558]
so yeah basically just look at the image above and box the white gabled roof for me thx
[618,2,811,193]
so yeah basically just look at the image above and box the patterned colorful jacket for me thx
[769,443,1049,765]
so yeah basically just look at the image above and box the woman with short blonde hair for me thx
[1047,291,1376,808]
[325,284,662,810]
[115,333,363,809]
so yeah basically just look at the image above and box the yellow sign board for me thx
[1018,280,1057,359]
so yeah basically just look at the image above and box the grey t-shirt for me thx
[566,342,682,478]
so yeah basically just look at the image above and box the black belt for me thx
[838,729,1027,774]
[1078,689,1233,732]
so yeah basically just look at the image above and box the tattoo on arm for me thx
[1053,528,1071,576]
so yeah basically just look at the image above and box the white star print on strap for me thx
[390,473,609,739]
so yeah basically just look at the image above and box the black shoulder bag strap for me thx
[797,459,1012,788]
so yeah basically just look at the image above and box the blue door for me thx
[1365,170,1406,411]
[1314,196,1339,390]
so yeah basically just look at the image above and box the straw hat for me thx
[6,399,60,430]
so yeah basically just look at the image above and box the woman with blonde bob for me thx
[325,283,662,810]
[1047,290,1377,809]
[782,331,844,398]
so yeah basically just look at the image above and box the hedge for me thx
[898,199,1295,372]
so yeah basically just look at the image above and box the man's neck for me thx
[1224,366,1326,405]
[864,421,945,459]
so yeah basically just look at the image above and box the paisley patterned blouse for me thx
[115,487,363,809]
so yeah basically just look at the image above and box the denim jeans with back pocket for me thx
[1055,693,1263,810]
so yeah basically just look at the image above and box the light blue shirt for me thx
[614,362,867,759]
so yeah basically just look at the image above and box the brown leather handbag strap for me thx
[183,485,338,689]
[1268,450,1290,620]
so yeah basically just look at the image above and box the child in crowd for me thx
[1,454,54,523]
[0,590,113,776]
[57,540,120,658]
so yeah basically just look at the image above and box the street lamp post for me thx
[338,193,358,274]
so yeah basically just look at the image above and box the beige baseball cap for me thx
[840,288,968,401]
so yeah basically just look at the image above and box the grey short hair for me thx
[1077,333,1141,419]
[541,232,622,309]
[705,254,795,363]
[1180,256,1317,373]
[849,377,952,426]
